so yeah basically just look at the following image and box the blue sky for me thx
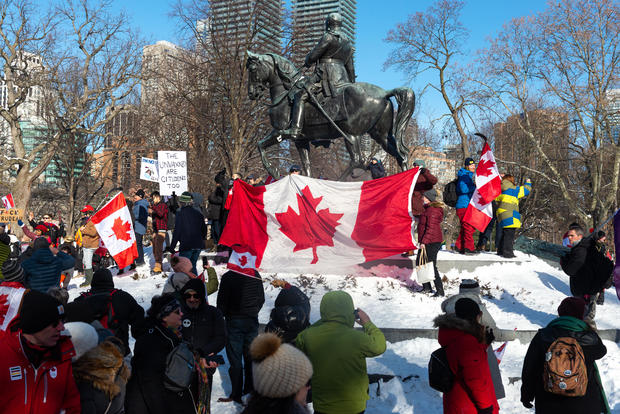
[115,0,548,127]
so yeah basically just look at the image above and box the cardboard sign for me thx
[158,151,188,196]
[0,209,23,222]
[140,157,159,182]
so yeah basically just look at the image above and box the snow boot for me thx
[152,263,163,274]
[80,268,93,288]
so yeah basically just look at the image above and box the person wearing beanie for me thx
[296,291,386,414]
[433,297,498,414]
[0,232,10,279]
[242,333,313,414]
[414,188,445,296]
[126,293,195,414]
[63,322,99,362]
[455,156,478,254]
[1,258,25,284]
[265,280,311,343]
[21,236,75,293]
[0,290,81,413]
[521,297,609,414]
[69,268,144,355]
[168,190,207,275]
[131,189,149,269]
[179,278,226,411]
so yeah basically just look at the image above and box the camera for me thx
[201,255,210,268]
[353,309,360,319]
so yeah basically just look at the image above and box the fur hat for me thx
[20,290,65,334]
[72,339,131,399]
[455,298,481,322]
[2,259,25,283]
[64,322,99,361]
[557,297,586,320]
[250,333,313,398]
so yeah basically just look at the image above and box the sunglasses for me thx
[184,293,200,299]
[43,216,51,220]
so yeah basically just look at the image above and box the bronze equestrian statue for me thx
[247,13,414,179]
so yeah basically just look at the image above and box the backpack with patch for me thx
[543,336,587,397]
[164,341,196,393]
[428,347,454,392]
[80,289,119,334]
[442,180,458,208]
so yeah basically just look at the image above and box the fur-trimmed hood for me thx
[72,341,130,399]
[434,313,485,344]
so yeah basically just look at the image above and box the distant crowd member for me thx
[415,189,445,296]
[180,278,227,411]
[560,225,613,329]
[289,165,301,176]
[434,298,499,414]
[0,290,81,414]
[403,162,438,256]
[242,333,313,414]
[496,175,532,258]
[593,230,614,305]
[78,205,100,287]
[455,157,477,254]
[562,222,581,248]
[0,233,10,278]
[125,294,195,413]
[169,191,207,275]
[265,279,311,343]
[521,297,609,414]
[296,291,386,414]
[22,237,75,293]
[150,191,169,274]
[207,169,227,244]
[132,189,149,269]
[217,270,265,404]
[367,157,385,179]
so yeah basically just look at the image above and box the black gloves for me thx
[521,399,533,409]
[485,327,495,345]
[420,167,427,174]
[478,406,493,414]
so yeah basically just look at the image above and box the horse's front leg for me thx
[344,135,364,168]
[295,140,312,177]
[258,129,284,180]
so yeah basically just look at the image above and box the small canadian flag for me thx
[90,192,138,269]
[1,193,15,209]
[227,245,258,277]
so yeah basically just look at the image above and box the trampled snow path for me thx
[67,248,620,413]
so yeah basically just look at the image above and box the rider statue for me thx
[280,12,356,140]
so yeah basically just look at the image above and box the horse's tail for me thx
[387,87,415,165]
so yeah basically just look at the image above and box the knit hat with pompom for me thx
[250,333,313,398]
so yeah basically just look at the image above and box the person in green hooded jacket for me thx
[295,291,386,414]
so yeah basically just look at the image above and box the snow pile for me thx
[68,249,620,413]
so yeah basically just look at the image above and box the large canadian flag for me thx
[220,168,420,274]
[462,142,502,232]
[91,192,138,269]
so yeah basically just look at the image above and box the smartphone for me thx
[201,255,210,268]
[353,309,360,319]
[206,354,225,365]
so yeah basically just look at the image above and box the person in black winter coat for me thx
[521,297,609,414]
[180,278,227,411]
[68,269,145,355]
[265,280,310,344]
[367,157,385,179]
[216,270,265,404]
[169,192,208,275]
[207,179,226,244]
[125,294,196,414]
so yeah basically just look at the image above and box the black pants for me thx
[415,242,444,295]
[498,227,515,257]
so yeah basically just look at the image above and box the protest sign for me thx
[140,157,159,182]
[158,151,188,196]
[0,209,23,222]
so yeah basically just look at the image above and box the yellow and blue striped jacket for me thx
[496,180,531,228]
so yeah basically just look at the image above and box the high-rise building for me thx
[292,0,356,62]
[207,0,283,54]
[606,89,620,142]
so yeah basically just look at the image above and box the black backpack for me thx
[428,347,454,392]
[79,289,119,334]
[443,180,458,208]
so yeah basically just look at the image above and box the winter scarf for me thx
[547,316,610,414]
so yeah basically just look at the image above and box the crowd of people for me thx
[0,153,615,414]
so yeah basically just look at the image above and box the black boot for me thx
[280,95,305,139]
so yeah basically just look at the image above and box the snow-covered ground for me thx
[68,248,620,413]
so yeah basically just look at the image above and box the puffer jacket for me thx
[73,340,131,414]
[22,248,75,293]
[296,291,386,414]
[434,313,499,414]
[455,168,475,209]
[418,202,444,244]
[496,179,531,228]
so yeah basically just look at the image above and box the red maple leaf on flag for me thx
[238,255,248,266]
[476,158,496,177]
[111,217,132,242]
[276,186,344,264]
[0,294,9,326]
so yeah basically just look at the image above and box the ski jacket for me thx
[455,168,475,209]
[22,248,75,293]
[496,180,531,228]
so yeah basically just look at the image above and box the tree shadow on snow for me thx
[490,290,555,328]
[535,271,571,296]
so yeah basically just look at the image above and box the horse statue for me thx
[246,51,415,179]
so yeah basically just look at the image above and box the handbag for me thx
[416,246,435,284]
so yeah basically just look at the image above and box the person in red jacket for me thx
[0,290,81,414]
[416,189,445,296]
[403,163,438,256]
[433,298,499,414]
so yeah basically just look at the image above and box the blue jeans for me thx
[179,248,201,275]
[225,317,258,400]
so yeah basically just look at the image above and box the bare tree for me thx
[384,0,473,158]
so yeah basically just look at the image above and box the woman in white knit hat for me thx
[242,333,313,414]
